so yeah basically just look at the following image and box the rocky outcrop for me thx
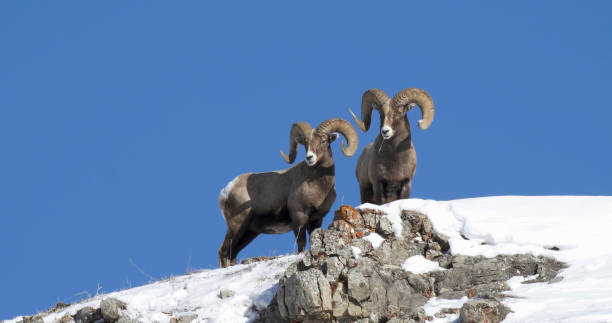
[169,314,198,323]
[74,307,103,323]
[259,206,566,322]
[14,298,142,323]
[459,299,511,323]
[100,298,127,322]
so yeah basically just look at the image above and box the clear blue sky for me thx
[1,1,611,318]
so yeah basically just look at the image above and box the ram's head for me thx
[280,118,358,166]
[349,88,435,139]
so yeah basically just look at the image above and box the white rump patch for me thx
[219,176,239,203]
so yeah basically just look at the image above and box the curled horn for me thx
[348,89,390,132]
[315,118,359,157]
[280,122,313,164]
[391,88,435,130]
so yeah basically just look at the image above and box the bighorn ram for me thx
[218,118,358,267]
[349,88,434,205]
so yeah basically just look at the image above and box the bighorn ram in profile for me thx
[218,118,358,267]
[349,88,434,205]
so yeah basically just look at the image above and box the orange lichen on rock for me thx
[334,205,362,224]
[329,205,367,238]
[329,218,354,234]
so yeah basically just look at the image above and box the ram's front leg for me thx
[372,181,385,205]
[291,211,309,252]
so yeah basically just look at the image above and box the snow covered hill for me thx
[6,196,612,323]
[6,255,302,323]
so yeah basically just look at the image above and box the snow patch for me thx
[423,296,468,322]
[363,232,385,249]
[356,202,412,237]
[351,246,362,260]
[401,255,445,274]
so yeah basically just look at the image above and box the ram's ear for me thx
[328,133,339,143]
[398,102,417,114]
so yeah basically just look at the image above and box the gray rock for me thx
[308,229,325,256]
[322,256,344,282]
[347,301,362,317]
[433,231,451,253]
[370,239,414,267]
[73,307,103,323]
[387,279,427,310]
[438,254,453,268]
[434,307,460,319]
[534,256,568,282]
[301,250,314,268]
[324,232,348,256]
[347,270,370,302]
[100,298,126,322]
[330,282,348,318]
[377,216,394,237]
[170,314,198,323]
[21,315,44,323]
[367,273,387,314]
[318,274,333,312]
[283,261,299,278]
[425,248,443,260]
[407,273,433,296]
[254,297,284,323]
[59,313,73,323]
[459,299,511,323]
[117,316,142,323]
[361,210,379,229]
[335,246,353,265]
[218,289,235,299]
[351,238,373,258]
[433,254,566,298]
[277,268,331,321]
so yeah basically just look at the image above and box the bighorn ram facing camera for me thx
[349,88,434,205]
[218,118,358,267]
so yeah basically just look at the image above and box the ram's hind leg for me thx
[231,230,259,263]
[218,207,252,267]
[219,227,251,267]
[218,230,233,268]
